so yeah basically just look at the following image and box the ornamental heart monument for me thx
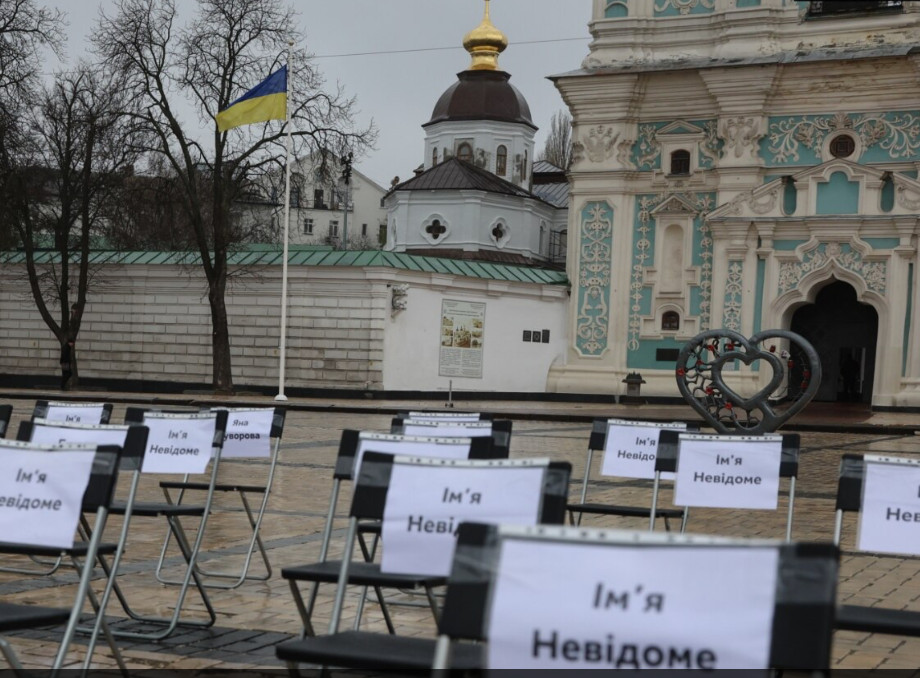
[675,329,821,435]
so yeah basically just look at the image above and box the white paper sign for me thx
[858,456,920,556]
[29,421,130,448]
[402,421,493,438]
[218,409,274,458]
[43,403,106,424]
[487,539,778,670]
[408,412,481,422]
[0,446,97,549]
[600,420,687,480]
[674,436,782,510]
[381,462,546,576]
[353,434,471,478]
[140,415,216,474]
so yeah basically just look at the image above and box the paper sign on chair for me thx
[486,535,779,670]
[380,459,547,576]
[674,434,782,510]
[600,420,687,480]
[858,455,920,557]
[216,408,275,459]
[0,446,96,549]
[141,415,218,474]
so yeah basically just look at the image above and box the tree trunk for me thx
[208,277,234,394]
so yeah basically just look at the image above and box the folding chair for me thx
[32,400,112,424]
[651,431,800,540]
[7,419,146,578]
[0,405,11,438]
[432,523,839,671]
[86,408,228,641]
[832,453,920,637]
[0,440,127,674]
[155,406,286,589]
[567,418,690,531]
[275,453,571,672]
[396,411,490,422]
[390,418,512,457]
[284,429,505,637]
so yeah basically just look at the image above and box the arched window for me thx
[670,150,691,175]
[662,311,680,331]
[432,147,438,166]
[496,145,508,176]
[457,142,473,162]
[522,151,528,180]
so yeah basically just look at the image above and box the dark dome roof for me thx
[424,70,536,130]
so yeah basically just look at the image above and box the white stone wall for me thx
[0,261,568,393]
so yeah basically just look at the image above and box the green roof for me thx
[0,249,569,285]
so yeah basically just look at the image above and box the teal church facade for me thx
[550,0,920,407]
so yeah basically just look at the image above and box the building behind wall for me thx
[549,0,920,408]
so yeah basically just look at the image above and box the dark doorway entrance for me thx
[790,280,878,403]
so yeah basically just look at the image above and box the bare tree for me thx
[539,109,573,170]
[0,0,64,248]
[93,0,377,393]
[3,65,143,389]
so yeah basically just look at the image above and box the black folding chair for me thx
[567,418,690,530]
[87,407,228,641]
[390,418,512,457]
[156,406,286,589]
[284,429,504,637]
[0,440,126,674]
[0,405,11,438]
[32,400,112,424]
[275,453,571,672]
[833,453,920,636]
[433,523,839,672]
[651,431,801,539]
[395,411,491,422]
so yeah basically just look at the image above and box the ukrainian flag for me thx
[216,66,287,132]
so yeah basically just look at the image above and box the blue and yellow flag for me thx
[216,66,287,132]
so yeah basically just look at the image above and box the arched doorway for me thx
[790,280,878,402]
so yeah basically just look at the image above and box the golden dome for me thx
[462,0,508,71]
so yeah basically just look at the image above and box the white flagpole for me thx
[275,42,294,402]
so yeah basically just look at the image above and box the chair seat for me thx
[275,630,482,670]
[0,603,72,633]
[0,541,117,557]
[836,604,920,637]
[567,502,684,519]
[281,560,446,588]
[110,501,205,517]
[159,481,268,494]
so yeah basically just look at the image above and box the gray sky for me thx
[46,1,593,188]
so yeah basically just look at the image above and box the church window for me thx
[670,150,691,176]
[432,147,438,166]
[496,145,508,176]
[522,151,528,180]
[830,134,855,158]
[457,142,473,162]
[662,311,680,331]
[426,219,447,241]
[880,172,895,213]
[782,176,798,215]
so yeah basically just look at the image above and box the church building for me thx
[549,0,920,408]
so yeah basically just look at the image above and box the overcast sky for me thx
[45,1,593,188]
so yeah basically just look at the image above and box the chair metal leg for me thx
[0,637,26,677]
[289,580,316,638]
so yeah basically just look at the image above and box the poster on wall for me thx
[439,299,485,379]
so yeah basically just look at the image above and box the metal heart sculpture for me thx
[675,329,821,434]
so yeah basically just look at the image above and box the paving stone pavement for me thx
[1,393,919,672]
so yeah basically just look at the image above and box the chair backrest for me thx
[590,418,691,481]
[333,430,501,481]
[0,440,122,527]
[32,400,113,424]
[391,419,512,456]
[834,453,920,556]
[204,406,285,458]
[353,453,571,576]
[0,404,11,438]
[17,419,149,471]
[124,407,227,474]
[655,431,800,478]
[438,523,839,671]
